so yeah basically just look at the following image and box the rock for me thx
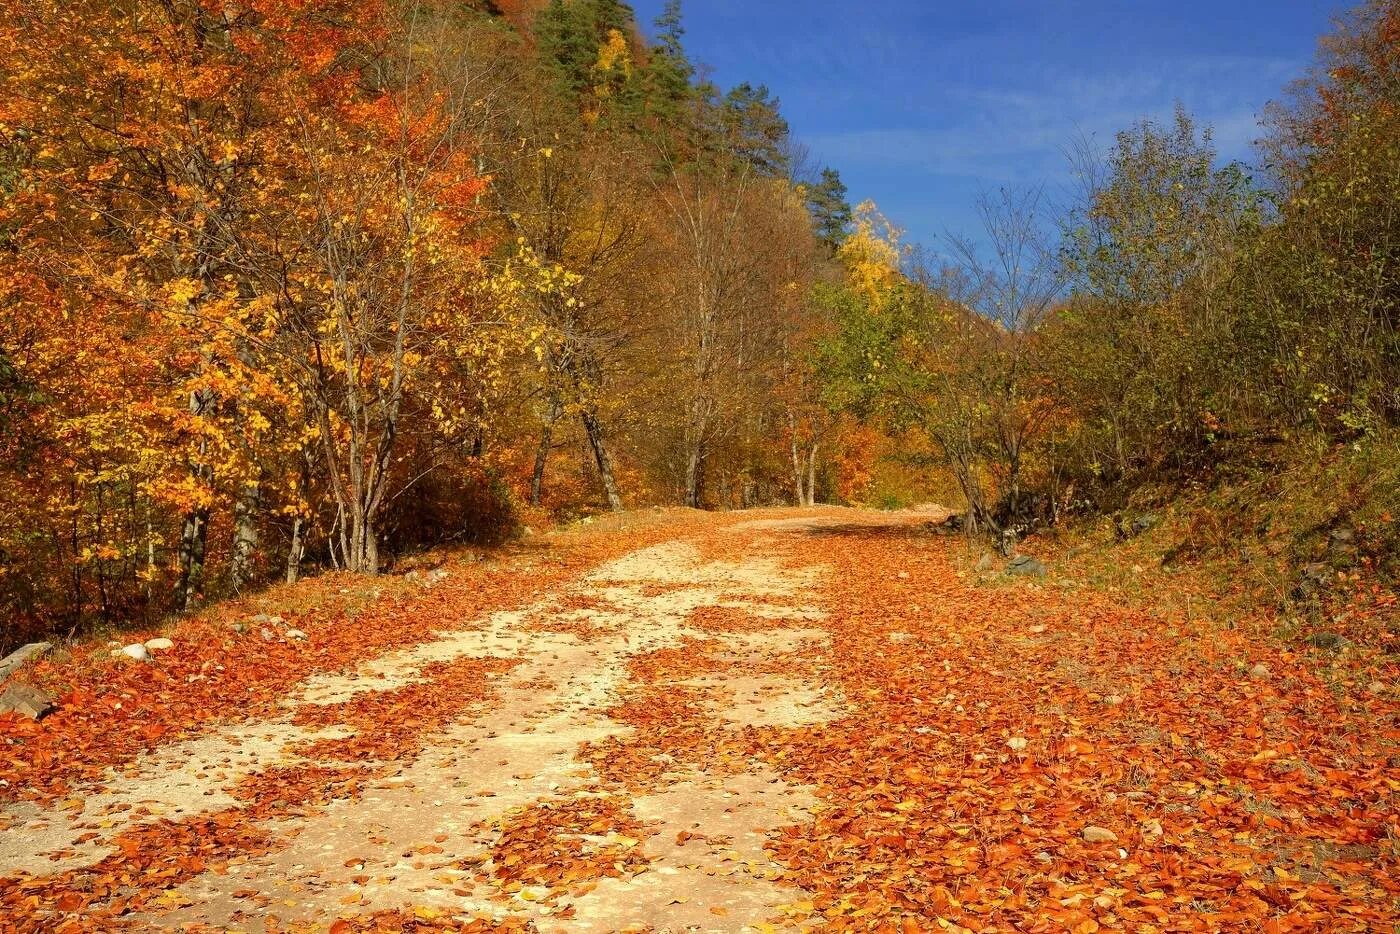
[143,637,174,652]
[926,514,964,535]
[250,613,285,626]
[0,641,52,681]
[118,643,148,662]
[1247,662,1271,680]
[974,553,996,573]
[1292,563,1329,599]
[426,568,448,584]
[1305,631,1347,651]
[1028,624,1047,635]
[285,628,308,641]
[0,682,54,720]
[1006,736,1028,752]
[1081,825,1118,844]
[260,627,276,642]
[231,622,248,634]
[1005,555,1047,577]
[1130,513,1161,536]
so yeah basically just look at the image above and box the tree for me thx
[806,167,854,251]
[636,0,696,126]
[717,83,791,177]
[534,0,638,110]
[1055,108,1264,483]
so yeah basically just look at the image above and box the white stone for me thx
[286,629,308,641]
[144,638,174,651]
[119,644,148,662]
[1081,825,1118,843]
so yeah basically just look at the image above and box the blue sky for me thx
[630,0,1348,253]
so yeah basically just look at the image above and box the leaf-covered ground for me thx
[1,508,1396,932]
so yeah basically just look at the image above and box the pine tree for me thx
[636,0,695,125]
[534,0,637,102]
[721,83,790,176]
[807,167,853,250]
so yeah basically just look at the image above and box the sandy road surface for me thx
[2,509,882,932]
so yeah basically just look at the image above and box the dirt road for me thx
[1,508,1396,931]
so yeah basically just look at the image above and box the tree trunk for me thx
[804,443,818,507]
[285,515,305,585]
[346,502,379,574]
[789,416,805,506]
[175,505,209,612]
[580,409,623,512]
[530,397,560,507]
[684,442,705,509]
[229,480,259,593]
[175,387,214,611]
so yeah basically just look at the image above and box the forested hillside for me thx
[1,0,1397,649]
[0,0,860,643]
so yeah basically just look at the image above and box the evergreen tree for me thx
[807,167,853,250]
[534,0,637,103]
[636,0,695,125]
[721,83,790,176]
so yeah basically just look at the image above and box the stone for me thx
[1247,662,1271,680]
[1081,825,1118,844]
[260,627,276,642]
[0,682,54,720]
[0,641,52,680]
[143,637,175,652]
[1305,631,1347,651]
[974,553,996,573]
[285,628,308,641]
[118,643,148,662]
[249,613,285,626]
[1005,554,1047,577]
[1130,513,1161,536]
[1328,528,1357,554]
